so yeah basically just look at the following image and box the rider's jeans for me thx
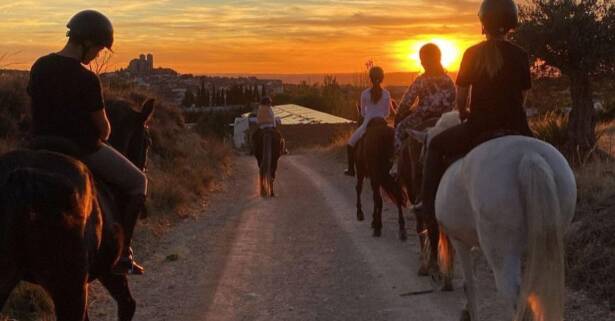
[83,144,147,196]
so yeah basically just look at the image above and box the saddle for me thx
[471,129,525,149]
[27,136,128,218]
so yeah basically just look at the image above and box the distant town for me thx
[102,53,284,109]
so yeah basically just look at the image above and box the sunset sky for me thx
[0,0,486,74]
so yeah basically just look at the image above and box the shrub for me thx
[1,284,54,321]
[530,112,569,150]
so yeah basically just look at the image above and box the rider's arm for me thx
[522,90,529,108]
[398,80,420,115]
[91,109,111,141]
[456,86,470,120]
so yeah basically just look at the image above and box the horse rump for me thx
[2,167,91,229]
[27,136,84,159]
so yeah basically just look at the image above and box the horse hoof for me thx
[442,279,454,292]
[399,230,408,241]
[417,265,429,276]
[373,229,382,237]
[460,309,471,321]
[357,211,365,221]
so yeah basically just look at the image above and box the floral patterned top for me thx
[394,73,456,150]
[398,73,456,119]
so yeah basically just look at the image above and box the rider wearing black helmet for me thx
[28,10,146,275]
[419,0,533,222]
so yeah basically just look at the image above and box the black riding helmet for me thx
[67,10,114,49]
[478,0,518,36]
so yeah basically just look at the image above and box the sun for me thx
[394,37,469,72]
[410,39,460,69]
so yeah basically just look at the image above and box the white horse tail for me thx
[515,153,565,321]
[437,228,455,289]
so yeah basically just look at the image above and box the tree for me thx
[181,89,195,108]
[512,0,615,154]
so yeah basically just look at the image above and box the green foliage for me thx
[181,88,195,107]
[194,107,250,138]
[512,0,615,151]
[513,0,615,76]
[273,77,363,121]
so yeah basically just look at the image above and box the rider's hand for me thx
[391,100,399,114]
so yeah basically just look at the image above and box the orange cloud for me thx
[0,0,486,73]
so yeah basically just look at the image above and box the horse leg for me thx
[355,174,365,221]
[397,201,407,241]
[99,274,136,321]
[426,217,440,273]
[454,239,477,321]
[482,240,522,316]
[45,277,89,321]
[371,180,383,237]
[415,215,429,276]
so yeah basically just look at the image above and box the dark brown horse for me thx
[253,128,282,197]
[0,98,154,321]
[354,117,407,240]
[396,116,440,275]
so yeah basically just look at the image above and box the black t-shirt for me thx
[456,40,531,133]
[28,53,104,154]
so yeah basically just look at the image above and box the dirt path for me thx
[88,153,610,321]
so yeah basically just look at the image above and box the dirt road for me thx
[88,154,524,321]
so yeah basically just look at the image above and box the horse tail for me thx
[438,228,454,281]
[380,171,408,207]
[515,153,565,321]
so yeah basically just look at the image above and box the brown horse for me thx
[396,117,440,275]
[253,128,282,197]
[354,117,407,240]
[0,99,154,321]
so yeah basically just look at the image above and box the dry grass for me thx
[304,126,352,162]
[0,284,54,321]
[566,121,615,310]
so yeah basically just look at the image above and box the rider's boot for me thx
[344,145,355,176]
[112,194,146,275]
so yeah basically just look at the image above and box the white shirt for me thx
[360,88,391,121]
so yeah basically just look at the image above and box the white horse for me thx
[413,111,577,321]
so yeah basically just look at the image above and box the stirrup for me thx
[112,257,144,275]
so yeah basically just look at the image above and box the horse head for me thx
[409,111,461,146]
[106,99,155,171]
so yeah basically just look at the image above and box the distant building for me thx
[233,104,353,149]
[127,53,154,74]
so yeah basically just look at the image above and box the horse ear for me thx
[409,129,427,143]
[141,98,155,124]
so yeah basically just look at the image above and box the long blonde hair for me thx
[476,40,504,79]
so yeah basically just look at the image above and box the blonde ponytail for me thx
[476,40,503,78]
